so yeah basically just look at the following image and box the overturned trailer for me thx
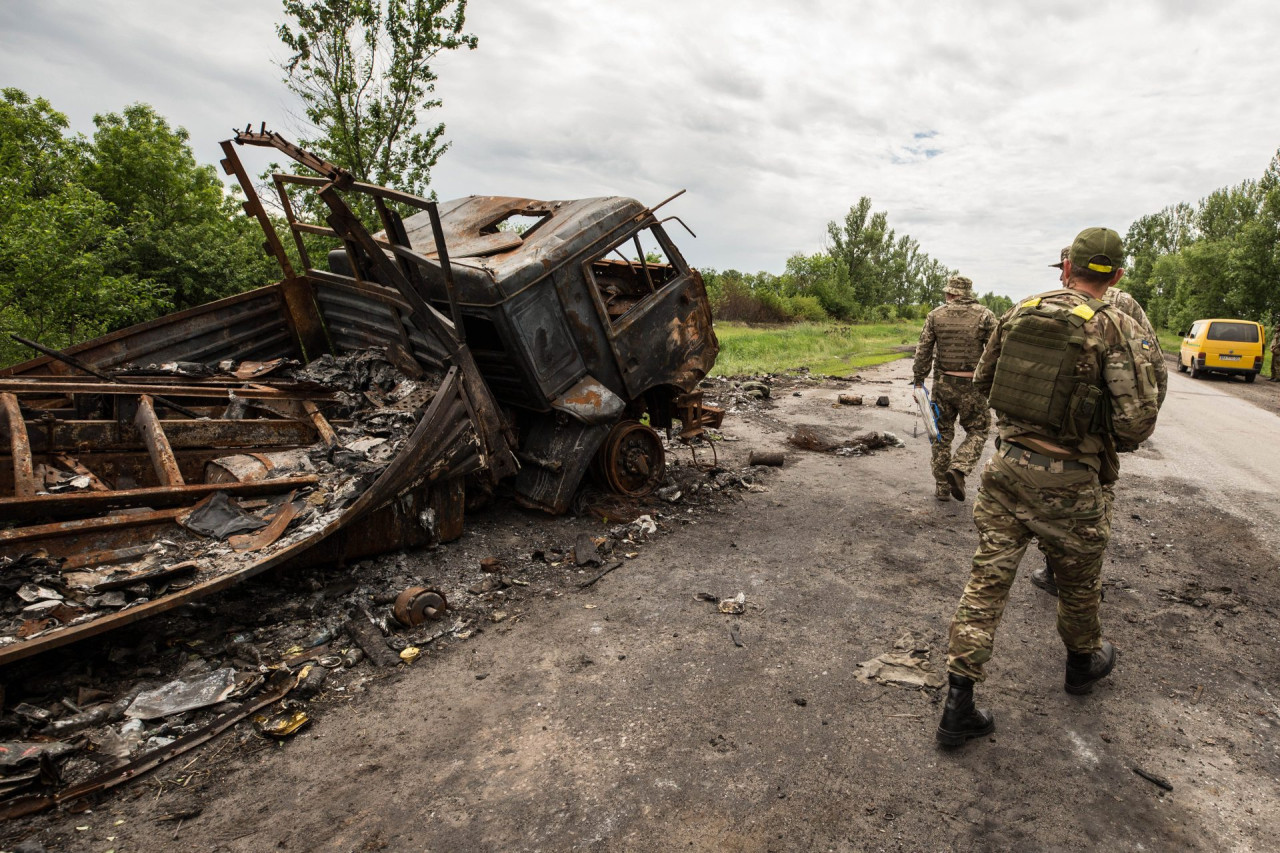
[0,134,519,667]
[0,128,719,665]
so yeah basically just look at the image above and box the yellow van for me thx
[1178,319,1266,382]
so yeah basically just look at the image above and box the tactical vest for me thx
[932,303,987,372]
[987,296,1110,442]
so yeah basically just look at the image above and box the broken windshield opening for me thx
[588,225,683,326]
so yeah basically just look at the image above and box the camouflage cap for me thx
[944,275,973,297]
[1069,227,1125,274]
[1050,246,1069,269]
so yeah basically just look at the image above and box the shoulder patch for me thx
[1071,304,1096,321]
[1020,297,1042,308]
[1141,338,1153,350]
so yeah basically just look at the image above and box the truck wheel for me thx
[1176,358,1187,373]
[597,420,665,497]
[1189,361,1202,379]
[1245,372,1257,383]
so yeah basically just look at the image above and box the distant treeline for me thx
[0,89,277,367]
[1125,148,1280,334]
[701,197,1012,324]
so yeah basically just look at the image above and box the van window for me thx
[1206,322,1259,343]
[1187,323,1202,339]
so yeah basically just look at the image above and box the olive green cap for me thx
[1049,246,1069,269]
[1069,227,1125,274]
[944,275,973,297]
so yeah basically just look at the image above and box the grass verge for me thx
[711,321,918,377]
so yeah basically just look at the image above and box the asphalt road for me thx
[1131,370,1280,525]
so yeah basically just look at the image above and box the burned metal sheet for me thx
[0,131,520,667]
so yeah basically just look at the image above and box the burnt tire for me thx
[596,420,666,497]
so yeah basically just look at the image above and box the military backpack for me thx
[987,295,1110,442]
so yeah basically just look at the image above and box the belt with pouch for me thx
[940,373,973,382]
[999,441,1090,471]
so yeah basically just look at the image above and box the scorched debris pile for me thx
[0,127,719,670]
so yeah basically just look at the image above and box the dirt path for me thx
[6,361,1280,852]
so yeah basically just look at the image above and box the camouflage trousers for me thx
[947,451,1111,682]
[930,376,990,484]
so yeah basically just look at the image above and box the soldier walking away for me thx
[937,228,1163,747]
[1270,322,1280,381]
[1030,247,1168,596]
[912,276,997,502]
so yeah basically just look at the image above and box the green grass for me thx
[711,321,918,377]
[1157,330,1181,353]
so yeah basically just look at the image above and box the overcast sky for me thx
[3,0,1278,300]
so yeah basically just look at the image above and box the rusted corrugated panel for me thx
[1,287,299,378]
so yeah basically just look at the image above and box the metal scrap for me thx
[125,669,241,720]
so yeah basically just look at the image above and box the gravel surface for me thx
[5,360,1280,853]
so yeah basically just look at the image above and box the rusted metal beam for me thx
[9,334,203,418]
[0,507,186,547]
[219,139,296,280]
[234,128,353,189]
[302,401,338,449]
[0,392,36,497]
[0,379,335,401]
[271,174,312,270]
[59,543,155,571]
[277,172,436,212]
[426,200,466,342]
[0,474,319,520]
[133,395,184,487]
[18,418,326,454]
[318,186,460,351]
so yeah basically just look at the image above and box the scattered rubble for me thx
[787,426,905,456]
[856,632,945,689]
[0,443,777,816]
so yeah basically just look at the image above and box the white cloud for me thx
[2,0,1278,300]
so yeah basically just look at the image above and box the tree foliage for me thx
[703,197,958,324]
[277,0,476,199]
[0,90,278,367]
[85,104,278,310]
[1124,150,1280,333]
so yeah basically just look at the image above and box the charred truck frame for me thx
[0,128,719,665]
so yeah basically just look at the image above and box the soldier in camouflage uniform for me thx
[937,228,1163,747]
[912,276,997,502]
[1029,248,1168,596]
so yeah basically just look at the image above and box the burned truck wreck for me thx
[0,128,719,666]
[316,166,723,513]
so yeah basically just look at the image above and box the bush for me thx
[785,294,828,322]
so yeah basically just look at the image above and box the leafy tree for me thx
[979,291,1013,315]
[84,104,279,311]
[1126,148,1280,332]
[277,0,476,200]
[0,90,161,366]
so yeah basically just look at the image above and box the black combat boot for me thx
[946,468,966,501]
[936,673,995,746]
[1029,565,1058,596]
[1064,640,1117,695]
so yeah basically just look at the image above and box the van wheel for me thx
[1245,372,1257,383]
[1189,362,1202,379]
[1177,359,1187,373]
